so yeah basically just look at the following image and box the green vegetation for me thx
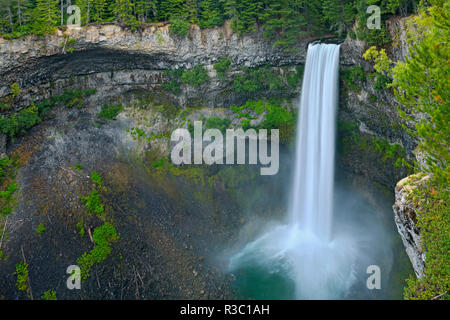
[90,171,103,189]
[129,127,150,143]
[403,175,449,300]
[341,66,366,91]
[0,1,417,51]
[0,155,20,217]
[98,104,123,120]
[74,163,84,171]
[36,222,46,236]
[41,289,57,300]
[77,222,119,280]
[169,16,190,36]
[76,170,118,280]
[76,221,85,237]
[0,182,19,216]
[371,136,410,168]
[10,83,21,98]
[337,119,410,169]
[162,80,181,95]
[286,66,304,90]
[373,74,390,91]
[52,89,97,109]
[0,88,96,142]
[363,46,392,91]
[0,104,41,139]
[15,261,29,293]
[232,65,285,94]
[384,0,449,300]
[204,116,231,134]
[162,68,184,94]
[151,158,164,168]
[229,99,295,144]
[81,190,104,215]
[213,57,231,79]
[181,65,209,87]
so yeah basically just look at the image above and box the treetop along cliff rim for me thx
[170,121,280,176]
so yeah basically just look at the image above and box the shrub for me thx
[41,289,57,300]
[50,89,97,109]
[15,262,29,292]
[374,74,391,91]
[205,117,231,133]
[98,104,123,120]
[81,190,104,215]
[0,183,20,202]
[213,57,231,79]
[232,66,286,94]
[76,221,85,237]
[341,66,365,91]
[10,83,21,98]
[169,17,190,36]
[0,104,41,139]
[0,156,13,180]
[162,80,181,94]
[90,171,103,188]
[77,222,119,280]
[286,65,304,90]
[36,222,46,236]
[181,65,209,87]
[152,159,164,168]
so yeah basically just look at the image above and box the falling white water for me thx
[290,43,340,240]
[229,43,357,299]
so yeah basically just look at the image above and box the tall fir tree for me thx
[114,0,138,28]
[135,0,157,23]
[75,0,92,25]
[322,0,355,35]
[199,0,223,28]
[32,0,58,34]
[157,0,187,21]
[0,0,15,33]
[91,0,107,22]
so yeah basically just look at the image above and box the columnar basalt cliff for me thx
[0,21,367,108]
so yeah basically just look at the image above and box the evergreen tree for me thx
[322,0,355,35]
[261,0,310,48]
[224,0,264,34]
[184,0,198,24]
[13,0,32,27]
[157,0,187,21]
[92,0,107,22]
[135,0,157,23]
[75,0,91,25]
[114,0,138,28]
[0,0,15,33]
[389,0,449,300]
[32,0,58,35]
[199,0,223,28]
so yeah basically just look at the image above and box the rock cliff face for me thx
[393,173,429,277]
[0,21,365,108]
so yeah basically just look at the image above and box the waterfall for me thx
[290,43,340,240]
[229,43,356,299]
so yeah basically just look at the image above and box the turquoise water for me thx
[230,179,414,300]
